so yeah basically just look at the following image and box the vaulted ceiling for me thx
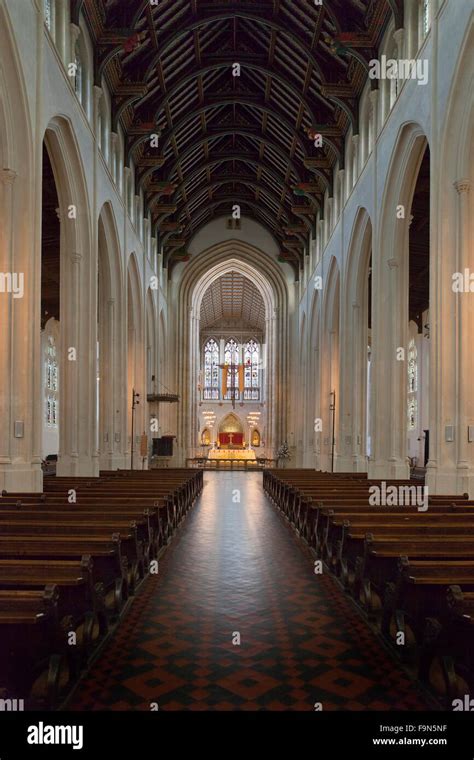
[78,0,402,277]
[200,272,265,332]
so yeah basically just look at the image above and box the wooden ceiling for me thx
[200,272,265,331]
[77,0,400,277]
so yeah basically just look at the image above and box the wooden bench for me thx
[0,586,67,708]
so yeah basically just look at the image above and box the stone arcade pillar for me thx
[0,169,43,492]
[337,301,367,472]
[57,244,99,477]
[427,179,474,495]
[369,252,410,480]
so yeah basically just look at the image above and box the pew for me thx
[0,586,67,708]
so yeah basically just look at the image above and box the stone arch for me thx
[339,208,373,471]
[371,121,429,479]
[42,115,96,476]
[176,240,289,462]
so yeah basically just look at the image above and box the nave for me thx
[67,473,428,711]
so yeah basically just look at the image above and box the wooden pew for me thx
[0,535,127,614]
[0,586,67,708]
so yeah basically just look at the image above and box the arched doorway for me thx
[218,413,244,448]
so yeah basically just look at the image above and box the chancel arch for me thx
[174,236,290,464]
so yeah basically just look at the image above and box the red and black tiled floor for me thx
[68,472,431,711]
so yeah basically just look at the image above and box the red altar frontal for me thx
[218,432,244,447]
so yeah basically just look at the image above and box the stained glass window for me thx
[408,398,417,431]
[203,338,219,400]
[74,45,83,103]
[422,0,430,36]
[244,339,260,400]
[45,335,58,426]
[224,339,239,399]
[44,0,52,30]
[408,339,417,393]
[407,338,418,430]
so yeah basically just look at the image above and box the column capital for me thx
[124,165,132,177]
[393,27,405,47]
[110,131,119,147]
[352,133,359,147]
[71,251,82,263]
[0,169,17,186]
[70,22,81,47]
[93,85,103,105]
[454,179,471,195]
[387,257,399,269]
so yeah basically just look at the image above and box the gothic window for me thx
[224,338,239,399]
[244,339,260,400]
[44,0,52,31]
[408,339,418,393]
[422,0,431,37]
[407,338,418,430]
[203,338,219,400]
[408,398,417,431]
[45,335,59,427]
[74,44,83,103]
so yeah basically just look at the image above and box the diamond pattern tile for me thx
[68,472,430,711]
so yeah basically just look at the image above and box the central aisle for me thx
[70,472,429,711]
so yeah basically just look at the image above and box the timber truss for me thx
[76,0,403,277]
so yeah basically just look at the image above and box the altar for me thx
[208,448,256,461]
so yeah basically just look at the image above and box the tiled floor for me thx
[68,472,430,711]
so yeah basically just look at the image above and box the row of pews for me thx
[263,468,474,706]
[0,468,203,709]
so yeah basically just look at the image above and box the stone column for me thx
[369,89,378,144]
[0,170,17,480]
[110,132,118,184]
[405,3,418,59]
[0,163,43,491]
[55,0,68,64]
[455,180,472,475]
[338,168,345,214]
[93,85,102,142]
[393,28,405,93]
[352,134,360,184]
